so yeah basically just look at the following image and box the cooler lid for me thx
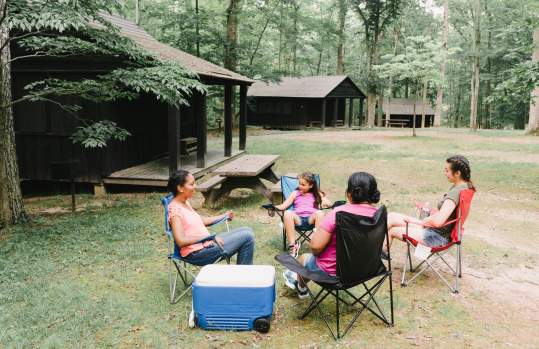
[195,265,275,288]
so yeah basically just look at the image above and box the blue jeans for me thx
[184,227,255,265]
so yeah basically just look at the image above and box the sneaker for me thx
[282,270,297,290]
[288,242,300,258]
[282,270,309,300]
[296,283,309,300]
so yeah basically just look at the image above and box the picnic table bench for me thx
[180,137,197,155]
[308,121,322,128]
[384,118,408,128]
[199,154,280,208]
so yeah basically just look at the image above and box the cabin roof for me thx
[99,13,253,84]
[247,76,364,98]
[381,98,435,115]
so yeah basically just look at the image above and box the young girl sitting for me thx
[274,172,331,257]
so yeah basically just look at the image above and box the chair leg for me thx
[336,290,340,339]
[169,259,179,304]
[458,244,462,278]
[401,242,410,286]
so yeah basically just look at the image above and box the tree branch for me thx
[249,0,279,67]
[0,31,44,51]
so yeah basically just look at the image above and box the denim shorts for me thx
[303,253,323,273]
[422,229,449,247]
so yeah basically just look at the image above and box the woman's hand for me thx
[224,210,234,220]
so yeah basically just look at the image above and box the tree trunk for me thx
[336,0,346,74]
[484,0,492,129]
[526,27,539,134]
[470,0,480,131]
[292,2,300,74]
[386,27,399,127]
[434,0,448,127]
[134,0,141,25]
[224,0,241,72]
[0,1,26,230]
[421,79,427,128]
[376,92,383,127]
[366,35,380,128]
[413,83,418,137]
[278,1,283,72]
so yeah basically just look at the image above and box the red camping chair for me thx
[400,188,475,293]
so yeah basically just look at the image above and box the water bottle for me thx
[420,202,431,219]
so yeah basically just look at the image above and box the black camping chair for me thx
[275,206,394,340]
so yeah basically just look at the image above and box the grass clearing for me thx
[1,128,538,348]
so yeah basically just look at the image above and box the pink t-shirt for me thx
[316,203,378,275]
[293,190,317,217]
[168,200,211,257]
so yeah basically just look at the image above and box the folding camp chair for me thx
[401,188,475,293]
[275,206,394,340]
[161,194,231,304]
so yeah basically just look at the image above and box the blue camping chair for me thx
[262,175,345,251]
[161,194,231,304]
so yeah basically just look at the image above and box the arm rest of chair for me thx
[262,203,283,218]
[208,215,230,227]
[275,253,339,285]
[404,217,459,229]
[330,200,347,209]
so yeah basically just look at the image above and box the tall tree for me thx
[526,27,539,134]
[351,0,404,128]
[224,0,242,72]
[336,0,347,74]
[0,0,24,228]
[469,0,481,131]
[433,0,448,127]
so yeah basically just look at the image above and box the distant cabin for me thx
[11,13,253,190]
[381,98,435,128]
[247,76,366,129]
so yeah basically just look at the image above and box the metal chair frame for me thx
[401,189,475,294]
[162,195,230,304]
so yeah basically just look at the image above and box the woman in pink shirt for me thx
[168,170,255,265]
[283,172,379,299]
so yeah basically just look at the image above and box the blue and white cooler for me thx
[190,264,276,333]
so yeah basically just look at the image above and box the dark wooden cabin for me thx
[381,98,435,128]
[11,14,253,190]
[246,76,366,129]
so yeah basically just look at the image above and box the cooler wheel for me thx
[253,317,270,333]
[188,310,197,328]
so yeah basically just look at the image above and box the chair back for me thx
[451,188,476,242]
[335,206,388,287]
[161,194,180,258]
[280,174,321,211]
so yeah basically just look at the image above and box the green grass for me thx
[1,128,538,348]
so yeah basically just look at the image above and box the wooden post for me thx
[168,105,181,174]
[333,99,338,127]
[321,99,326,129]
[224,84,233,157]
[359,98,364,126]
[195,90,207,168]
[348,98,354,127]
[239,84,247,150]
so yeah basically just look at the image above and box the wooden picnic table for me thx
[200,154,280,207]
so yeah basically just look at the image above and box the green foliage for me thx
[71,120,131,148]
[5,0,205,148]
[487,60,539,106]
